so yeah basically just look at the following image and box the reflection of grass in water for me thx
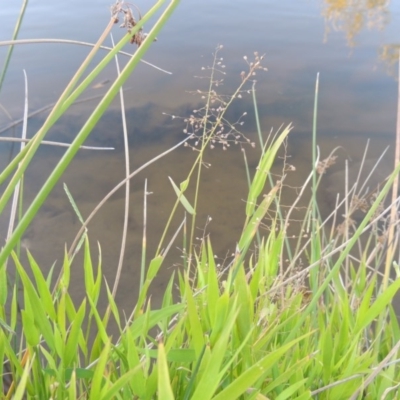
[3,9,400,399]
[322,0,390,45]
[380,43,400,77]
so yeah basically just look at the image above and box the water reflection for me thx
[321,0,400,75]
[380,43,400,75]
[322,0,390,45]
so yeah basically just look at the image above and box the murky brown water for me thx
[1,0,399,311]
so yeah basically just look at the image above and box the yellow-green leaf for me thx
[169,176,195,215]
[157,342,175,400]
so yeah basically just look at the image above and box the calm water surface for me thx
[0,0,399,309]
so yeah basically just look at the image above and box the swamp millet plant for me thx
[1,1,400,399]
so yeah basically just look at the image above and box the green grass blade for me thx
[212,334,312,400]
[129,304,184,339]
[275,379,308,400]
[64,183,85,224]
[68,369,77,400]
[190,300,239,400]
[184,276,205,356]
[101,367,139,400]
[21,310,39,347]
[157,341,175,400]
[26,251,56,320]
[13,355,32,400]
[0,261,7,306]
[355,278,400,334]
[169,176,195,215]
[206,239,219,326]
[12,252,55,350]
[89,340,111,400]
[64,299,86,366]
[0,0,29,92]
[246,124,292,217]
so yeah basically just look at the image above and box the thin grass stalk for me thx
[287,175,355,278]
[161,218,186,257]
[272,196,400,297]
[355,147,388,198]
[285,161,400,343]
[110,34,131,299]
[187,48,220,265]
[310,73,320,291]
[353,139,370,197]
[0,0,181,269]
[0,129,114,187]
[268,167,292,264]
[344,159,350,286]
[251,86,292,260]
[0,138,113,186]
[3,71,28,357]
[182,212,188,270]
[371,55,400,373]
[0,88,135,136]
[63,183,87,259]
[329,193,340,241]
[0,126,32,188]
[252,82,264,151]
[5,69,28,272]
[67,136,191,260]
[16,177,23,261]
[242,148,262,248]
[312,74,319,220]
[383,53,400,290]
[282,184,382,288]
[0,39,172,75]
[349,338,400,400]
[6,70,28,237]
[0,137,114,150]
[283,145,337,278]
[0,0,29,92]
[281,166,316,280]
[310,374,363,396]
[133,218,185,318]
[140,179,148,291]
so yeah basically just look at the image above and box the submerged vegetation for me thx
[1,1,400,399]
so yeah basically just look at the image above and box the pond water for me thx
[0,0,399,310]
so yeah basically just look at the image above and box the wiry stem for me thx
[383,53,400,290]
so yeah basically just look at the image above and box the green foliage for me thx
[5,208,400,399]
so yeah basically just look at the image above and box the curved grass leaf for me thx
[169,176,195,215]
[64,299,86,366]
[246,124,292,217]
[13,355,32,400]
[157,341,175,400]
[89,340,111,400]
[212,333,312,400]
[190,299,239,400]
[26,251,56,320]
[355,277,400,334]
[12,252,55,351]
